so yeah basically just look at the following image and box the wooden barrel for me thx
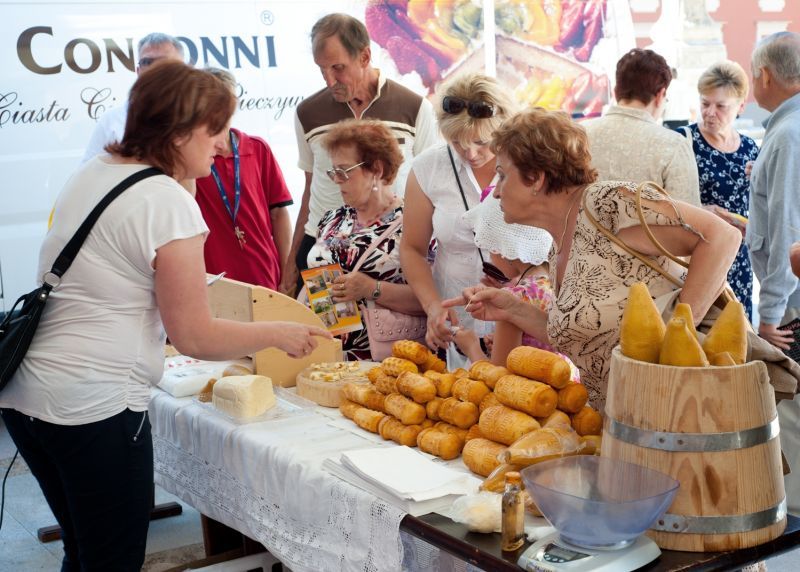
[601,347,787,552]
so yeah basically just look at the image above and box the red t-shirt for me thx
[195,129,293,289]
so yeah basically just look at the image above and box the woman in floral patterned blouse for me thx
[678,60,759,319]
[306,120,424,360]
[444,109,741,411]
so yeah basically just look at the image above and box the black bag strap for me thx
[446,146,485,264]
[46,167,162,287]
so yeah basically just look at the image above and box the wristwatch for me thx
[371,280,382,300]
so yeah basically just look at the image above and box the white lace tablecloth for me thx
[149,389,481,572]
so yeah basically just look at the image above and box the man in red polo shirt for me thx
[195,69,293,290]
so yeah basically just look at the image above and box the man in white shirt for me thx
[82,33,184,162]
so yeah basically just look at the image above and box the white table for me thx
[149,388,471,572]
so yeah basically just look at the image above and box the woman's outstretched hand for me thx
[274,322,333,358]
[442,285,520,324]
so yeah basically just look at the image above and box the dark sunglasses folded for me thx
[442,96,495,119]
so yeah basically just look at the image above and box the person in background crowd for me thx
[678,60,759,320]
[0,62,329,572]
[400,73,517,369]
[82,32,184,163]
[746,31,800,517]
[583,48,701,205]
[444,109,739,412]
[662,67,697,129]
[281,13,439,296]
[306,119,423,360]
[194,68,293,290]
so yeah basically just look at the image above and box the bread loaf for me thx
[396,371,437,403]
[438,397,479,429]
[353,407,386,433]
[506,347,571,388]
[479,405,540,446]
[571,406,602,436]
[384,393,427,425]
[465,424,485,442]
[462,438,506,477]
[451,368,470,379]
[469,360,510,389]
[426,397,444,420]
[479,392,501,414]
[424,371,456,398]
[342,382,386,412]
[452,377,491,406]
[432,421,468,444]
[378,415,425,446]
[536,410,572,429]
[392,340,431,365]
[366,367,383,384]
[556,382,589,414]
[370,370,398,395]
[580,434,602,455]
[381,357,419,376]
[494,374,557,418]
[502,426,582,466]
[212,375,275,418]
[339,398,362,419]
[422,352,447,373]
[417,428,463,460]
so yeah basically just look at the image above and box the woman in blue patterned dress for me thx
[678,61,759,319]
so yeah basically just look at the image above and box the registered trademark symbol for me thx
[260,11,274,25]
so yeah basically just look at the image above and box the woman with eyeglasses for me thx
[399,73,517,367]
[306,119,424,360]
[442,108,740,412]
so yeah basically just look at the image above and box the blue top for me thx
[747,92,800,324]
[681,123,759,318]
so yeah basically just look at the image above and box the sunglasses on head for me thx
[482,261,509,283]
[442,96,495,119]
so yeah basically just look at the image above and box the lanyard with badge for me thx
[210,131,246,249]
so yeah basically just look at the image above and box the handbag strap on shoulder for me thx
[351,214,403,274]
[447,145,486,265]
[48,167,163,286]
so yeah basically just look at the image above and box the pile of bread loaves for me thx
[338,340,602,503]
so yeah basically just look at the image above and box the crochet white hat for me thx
[463,193,553,265]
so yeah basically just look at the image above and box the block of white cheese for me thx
[212,375,276,418]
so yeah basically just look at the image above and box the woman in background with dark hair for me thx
[583,48,701,205]
[0,61,328,572]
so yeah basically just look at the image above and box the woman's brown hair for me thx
[492,109,597,193]
[322,119,403,184]
[106,61,236,176]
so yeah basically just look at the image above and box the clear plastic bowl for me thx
[521,456,679,549]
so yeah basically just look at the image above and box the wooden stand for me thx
[207,277,342,387]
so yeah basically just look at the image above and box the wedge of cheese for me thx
[212,375,275,418]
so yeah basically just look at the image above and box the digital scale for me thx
[517,531,661,572]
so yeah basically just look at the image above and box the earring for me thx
[372,179,379,193]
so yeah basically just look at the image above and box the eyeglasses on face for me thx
[325,161,365,182]
[442,96,496,119]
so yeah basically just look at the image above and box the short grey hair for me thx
[205,67,238,93]
[751,31,800,85]
[138,32,184,58]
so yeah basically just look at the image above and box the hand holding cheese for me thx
[212,375,275,418]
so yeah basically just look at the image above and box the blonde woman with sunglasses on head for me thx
[399,73,517,367]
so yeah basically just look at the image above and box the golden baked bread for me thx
[494,374,558,418]
[438,397,479,430]
[469,360,510,389]
[396,371,437,404]
[378,415,425,447]
[424,371,456,398]
[506,347,571,388]
[342,382,386,412]
[381,357,419,376]
[501,426,582,466]
[478,405,540,446]
[384,393,427,425]
[452,377,491,406]
[556,382,589,414]
[417,428,464,460]
[571,405,602,436]
[392,340,431,365]
[462,438,506,477]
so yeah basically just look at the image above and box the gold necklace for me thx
[555,187,585,254]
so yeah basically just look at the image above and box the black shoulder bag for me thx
[0,167,162,390]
